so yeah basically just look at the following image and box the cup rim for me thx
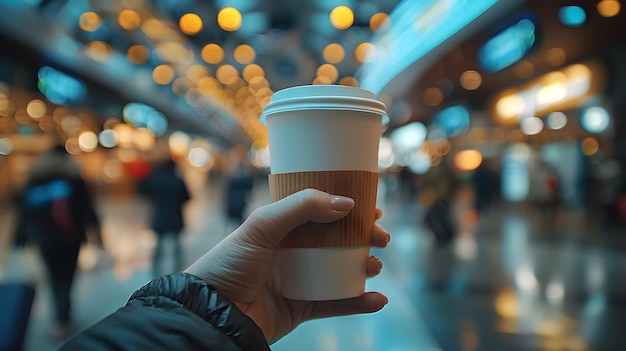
[260,85,388,125]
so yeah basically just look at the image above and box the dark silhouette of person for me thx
[14,144,101,340]
[139,157,190,276]
[224,162,253,226]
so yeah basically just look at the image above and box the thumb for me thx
[238,189,354,248]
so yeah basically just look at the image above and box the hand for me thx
[185,189,390,343]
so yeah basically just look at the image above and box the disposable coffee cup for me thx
[260,85,387,301]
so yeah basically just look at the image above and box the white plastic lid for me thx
[260,85,388,125]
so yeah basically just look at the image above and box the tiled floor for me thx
[1,175,625,350]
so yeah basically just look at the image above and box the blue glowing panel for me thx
[558,6,586,28]
[37,66,87,105]
[478,14,536,73]
[432,105,470,137]
[123,102,168,136]
[359,0,503,93]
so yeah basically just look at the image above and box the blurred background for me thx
[0,0,625,350]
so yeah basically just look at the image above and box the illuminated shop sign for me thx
[358,0,511,94]
[490,61,605,125]
[478,13,537,73]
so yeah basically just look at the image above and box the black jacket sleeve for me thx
[59,273,271,351]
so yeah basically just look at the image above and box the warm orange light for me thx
[323,43,345,64]
[338,76,358,87]
[217,7,242,31]
[316,64,338,83]
[216,65,239,84]
[118,9,141,30]
[454,149,483,171]
[330,6,354,30]
[243,64,264,82]
[234,44,256,64]
[152,64,175,85]
[460,70,482,90]
[79,12,102,32]
[423,87,444,106]
[127,45,149,64]
[86,41,111,61]
[201,44,224,64]
[597,0,621,17]
[354,42,377,63]
[370,13,390,33]
[582,137,599,156]
[179,13,203,35]
[27,99,46,119]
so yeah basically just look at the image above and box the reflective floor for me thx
[1,176,625,351]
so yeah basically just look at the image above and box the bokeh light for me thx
[217,7,242,31]
[330,6,354,30]
[201,44,225,64]
[454,149,483,171]
[79,11,102,32]
[323,43,345,64]
[597,0,621,17]
[179,13,203,35]
[581,106,610,133]
[118,9,141,30]
[78,130,99,152]
[152,64,175,85]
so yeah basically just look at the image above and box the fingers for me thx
[366,256,382,277]
[371,224,390,248]
[308,292,388,320]
[241,189,354,247]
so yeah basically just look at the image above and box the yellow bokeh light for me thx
[217,7,242,32]
[422,87,444,107]
[313,76,332,85]
[370,13,391,33]
[234,44,256,64]
[338,76,358,87]
[79,12,102,32]
[86,41,111,61]
[495,94,524,121]
[323,43,345,64]
[597,0,621,17]
[454,149,483,172]
[152,64,175,85]
[133,129,156,151]
[459,70,482,90]
[330,6,354,30]
[243,64,265,82]
[201,43,225,64]
[494,290,519,318]
[78,131,99,152]
[118,9,141,30]
[316,64,338,83]
[216,64,239,84]
[582,137,599,156]
[27,99,46,119]
[179,13,203,35]
[354,42,377,63]
[186,64,209,83]
[127,45,149,64]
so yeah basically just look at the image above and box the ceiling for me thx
[0,0,402,147]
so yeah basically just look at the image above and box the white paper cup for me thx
[261,85,387,301]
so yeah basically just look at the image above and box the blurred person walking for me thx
[224,162,253,227]
[140,157,190,276]
[13,144,102,340]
